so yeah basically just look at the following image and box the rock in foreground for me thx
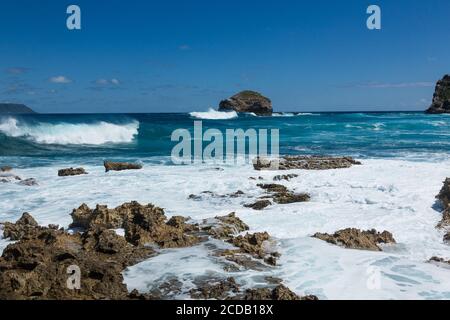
[0,214,154,300]
[219,90,272,115]
[253,156,361,171]
[70,201,200,248]
[313,228,396,251]
[104,161,142,172]
[426,75,450,114]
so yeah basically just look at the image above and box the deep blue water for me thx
[0,112,449,167]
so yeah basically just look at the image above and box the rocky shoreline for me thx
[0,202,316,300]
[6,155,450,299]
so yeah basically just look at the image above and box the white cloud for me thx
[49,76,72,84]
[110,78,120,85]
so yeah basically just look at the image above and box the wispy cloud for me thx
[89,78,121,90]
[178,44,191,51]
[5,67,30,75]
[343,81,434,89]
[3,79,37,95]
[49,76,72,84]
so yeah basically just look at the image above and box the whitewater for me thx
[1,112,450,299]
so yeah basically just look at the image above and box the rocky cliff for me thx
[426,75,450,114]
[219,91,272,115]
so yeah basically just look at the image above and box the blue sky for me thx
[0,0,449,113]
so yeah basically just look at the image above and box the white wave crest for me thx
[0,117,139,145]
[189,108,238,120]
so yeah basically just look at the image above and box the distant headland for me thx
[0,103,36,114]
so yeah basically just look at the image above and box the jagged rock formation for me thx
[313,228,396,251]
[219,90,272,115]
[0,213,155,299]
[426,75,450,114]
[70,201,200,247]
[0,204,313,300]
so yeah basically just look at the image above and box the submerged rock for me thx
[257,183,288,193]
[58,167,87,177]
[313,228,396,251]
[190,277,240,300]
[429,256,450,266]
[203,212,249,240]
[188,190,244,201]
[17,178,38,186]
[227,232,280,265]
[254,155,361,171]
[273,174,298,181]
[219,90,272,115]
[237,285,318,300]
[272,192,310,204]
[426,75,450,114]
[0,172,21,183]
[104,161,142,172]
[256,183,310,205]
[244,200,272,210]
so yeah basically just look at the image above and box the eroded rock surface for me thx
[0,205,310,300]
[254,156,361,171]
[256,183,310,205]
[70,201,200,248]
[58,167,87,177]
[244,200,272,210]
[273,174,298,181]
[313,228,396,251]
[104,161,142,172]
[237,285,318,300]
[0,214,154,300]
[202,212,249,240]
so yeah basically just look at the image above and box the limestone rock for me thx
[58,167,87,177]
[104,161,142,172]
[313,228,396,251]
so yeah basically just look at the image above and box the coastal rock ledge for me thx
[426,75,450,114]
[219,90,272,115]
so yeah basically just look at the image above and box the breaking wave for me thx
[189,108,238,120]
[0,117,139,145]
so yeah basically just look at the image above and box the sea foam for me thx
[0,117,139,145]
